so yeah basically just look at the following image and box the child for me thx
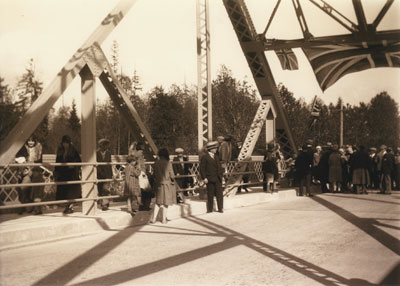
[123,153,142,216]
[31,166,45,215]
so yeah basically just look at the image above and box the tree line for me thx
[1,59,399,158]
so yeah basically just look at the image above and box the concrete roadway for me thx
[0,192,399,286]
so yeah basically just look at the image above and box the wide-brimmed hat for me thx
[206,141,219,150]
[98,138,110,146]
[175,147,184,154]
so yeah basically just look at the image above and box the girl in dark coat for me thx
[54,135,82,214]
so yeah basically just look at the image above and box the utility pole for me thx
[339,97,343,147]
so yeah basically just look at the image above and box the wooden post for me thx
[80,65,97,215]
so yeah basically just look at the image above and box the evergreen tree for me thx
[367,92,400,148]
[68,99,81,148]
[15,59,49,148]
[15,59,43,113]
[0,77,21,143]
[212,65,259,143]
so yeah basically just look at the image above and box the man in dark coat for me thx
[380,147,395,194]
[200,141,224,213]
[96,139,113,211]
[262,144,279,193]
[295,144,313,197]
[318,143,333,193]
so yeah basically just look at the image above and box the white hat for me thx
[175,148,184,154]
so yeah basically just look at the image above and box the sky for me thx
[0,0,399,113]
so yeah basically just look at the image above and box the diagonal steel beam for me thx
[352,0,368,33]
[223,0,297,158]
[0,0,138,165]
[373,0,394,30]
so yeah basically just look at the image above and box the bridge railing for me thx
[0,156,275,211]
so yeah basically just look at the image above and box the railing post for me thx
[80,65,97,215]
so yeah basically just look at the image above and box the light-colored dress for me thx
[153,159,176,206]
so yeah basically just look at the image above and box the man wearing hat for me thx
[97,139,113,211]
[200,141,224,213]
[173,148,191,202]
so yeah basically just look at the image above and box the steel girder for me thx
[222,0,297,158]
[224,100,275,197]
[262,0,399,51]
[0,0,152,165]
[196,0,213,149]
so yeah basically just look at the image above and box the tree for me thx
[147,86,185,150]
[15,59,43,113]
[212,65,259,143]
[278,83,310,147]
[47,106,71,153]
[68,99,81,148]
[0,76,21,143]
[367,92,400,148]
[15,59,49,149]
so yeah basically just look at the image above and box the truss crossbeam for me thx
[224,100,273,197]
[263,30,400,51]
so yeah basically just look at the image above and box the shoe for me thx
[102,205,109,211]
[63,208,73,214]
[207,211,212,213]
[218,210,224,213]
[307,194,314,197]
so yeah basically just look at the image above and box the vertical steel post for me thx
[80,65,97,216]
[196,0,212,150]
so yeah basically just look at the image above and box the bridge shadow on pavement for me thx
[35,217,377,286]
[30,195,399,286]
[311,195,400,256]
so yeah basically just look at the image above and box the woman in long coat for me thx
[54,135,82,214]
[328,145,342,192]
[351,145,370,194]
[150,148,176,224]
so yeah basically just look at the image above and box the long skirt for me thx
[352,168,370,185]
[156,183,176,206]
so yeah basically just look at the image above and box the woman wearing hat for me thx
[150,148,177,223]
[54,135,82,214]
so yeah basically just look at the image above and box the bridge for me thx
[0,1,399,284]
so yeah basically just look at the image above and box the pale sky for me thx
[1,0,399,112]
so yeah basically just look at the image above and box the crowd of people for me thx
[11,133,400,220]
[289,141,400,196]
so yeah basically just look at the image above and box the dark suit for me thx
[200,152,224,212]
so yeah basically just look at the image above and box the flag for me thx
[275,48,299,70]
[310,96,321,117]
[302,42,400,91]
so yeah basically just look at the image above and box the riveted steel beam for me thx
[0,0,138,165]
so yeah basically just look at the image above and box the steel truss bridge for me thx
[0,0,398,214]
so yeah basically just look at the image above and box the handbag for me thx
[138,170,152,191]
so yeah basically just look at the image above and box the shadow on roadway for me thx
[47,216,376,286]
[312,195,400,256]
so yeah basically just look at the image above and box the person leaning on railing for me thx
[54,135,82,214]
